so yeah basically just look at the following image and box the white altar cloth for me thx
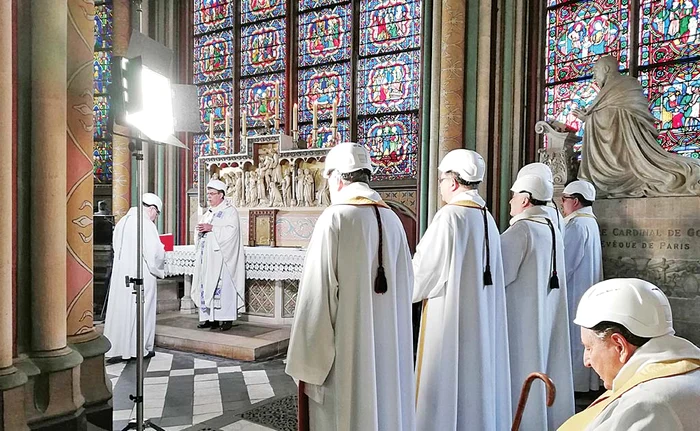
[165,245,306,281]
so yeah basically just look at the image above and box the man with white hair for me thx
[104,193,165,361]
[286,142,415,431]
[516,162,566,235]
[562,180,604,393]
[413,149,511,430]
[558,278,700,430]
[501,174,575,431]
[191,179,245,331]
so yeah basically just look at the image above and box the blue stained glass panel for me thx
[198,81,234,132]
[94,95,110,141]
[544,79,600,147]
[93,141,113,184]
[359,0,421,56]
[298,63,351,122]
[640,61,700,156]
[94,2,113,50]
[240,73,286,130]
[545,0,629,83]
[194,30,234,84]
[241,0,285,24]
[194,0,233,35]
[639,0,700,65]
[93,51,112,94]
[357,113,419,180]
[299,120,350,148]
[241,19,287,76]
[298,5,352,67]
[299,0,345,12]
[357,51,421,114]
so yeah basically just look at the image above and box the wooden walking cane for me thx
[511,372,556,431]
[298,381,310,431]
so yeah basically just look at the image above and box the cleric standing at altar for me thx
[191,179,246,332]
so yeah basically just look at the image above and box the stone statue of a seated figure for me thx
[572,55,700,198]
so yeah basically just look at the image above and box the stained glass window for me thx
[359,0,421,56]
[544,0,700,158]
[194,30,234,84]
[240,73,286,134]
[640,61,700,156]
[93,1,113,184]
[640,0,700,65]
[194,0,233,35]
[242,0,285,24]
[357,51,421,115]
[298,63,351,122]
[298,5,352,67]
[545,0,629,84]
[300,120,351,148]
[240,19,287,76]
[358,113,419,181]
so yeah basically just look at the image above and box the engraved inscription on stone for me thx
[599,224,700,260]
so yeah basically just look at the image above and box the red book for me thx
[159,233,174,252]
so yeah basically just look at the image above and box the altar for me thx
[165,245,306,325]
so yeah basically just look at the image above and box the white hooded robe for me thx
[285,182,416,431]
[413,190,512,431]
[104,207,165,359]
[563,206,603,392]
[190,199,246,322]
[501,206,575,431]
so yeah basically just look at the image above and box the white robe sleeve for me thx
[412,211,452,301]
[500,223,529,286]
[285,211,339,387]
[144,221,165,279]
[564,222,585,282]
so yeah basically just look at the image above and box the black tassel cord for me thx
[545,218,559,289]
[481,207,493,286]
[372,205,388,294]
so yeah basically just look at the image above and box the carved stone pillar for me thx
[535,120,581,192]
[0,0,29,429]
[438,0,465,159]
[66,1,112,429]
[27,1,85,428]
[112,0,132,220]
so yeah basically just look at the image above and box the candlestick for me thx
[209,112,214,141]
[242,109,247,137]
[312,101,318,130]
[224,110,230,152]
[274,81,280,127]
[293,102,298,132]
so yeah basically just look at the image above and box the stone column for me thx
[0,0,29,429]
[112,0,132,220]
[438,0,466,159]
[66,1,112,429]
[27,0,85,427]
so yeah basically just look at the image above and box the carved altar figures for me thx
[283,170,293,207]
[303,168,315,207]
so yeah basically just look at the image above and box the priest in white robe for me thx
[190,179,245,331]
[559,279,700,430]
[501,174,575,431]
[561,180,603,393]
[516,163,566,236]
[413,149,511,431]
[104,193,165,361]
[286,142,415,431]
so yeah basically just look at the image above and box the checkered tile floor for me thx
[107,349,296,431]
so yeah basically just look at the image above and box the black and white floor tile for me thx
[107,349,297,431]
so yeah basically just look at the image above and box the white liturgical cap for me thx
[511,174,554,201]
[142,193,162,212]
[563,180,596,201]
[323,142,373,178]
[575,278,674,338]
[207,179,227,192]
[438,149,485,182]
[516,163,554,183]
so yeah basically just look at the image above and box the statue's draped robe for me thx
[579,74,700,197]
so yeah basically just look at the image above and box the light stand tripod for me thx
[122,138,165,431]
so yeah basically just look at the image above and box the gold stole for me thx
[341,196,390,208]
[449,200,483,209]
[558,359,700,430]
[570,213,597,220]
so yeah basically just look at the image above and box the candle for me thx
[331,99,337,127]
[313,101,318,129]
[209,112,214,141]
[242,109,247,137]
[292,102,298,132]
[274,81,280,122]
[225,110,230,138]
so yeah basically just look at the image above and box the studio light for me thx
[125,65,175,142]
